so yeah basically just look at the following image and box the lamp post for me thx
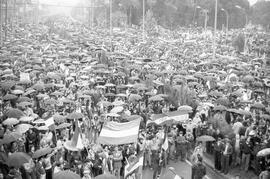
[143,0,145,42]
[235,5,248,54]
[235,5,248,27]
[109,0,112,36]
[213,0,218,60]
[221,8,229,43]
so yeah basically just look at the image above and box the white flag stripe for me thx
[44,117,54,127]
[100,126,139,138]
[124,156,144,178]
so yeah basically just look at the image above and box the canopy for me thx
[98,118,141,145]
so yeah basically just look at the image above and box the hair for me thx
[197,154,203,162]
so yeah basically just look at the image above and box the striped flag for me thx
[124,156,144,178]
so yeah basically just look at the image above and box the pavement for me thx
[202,153,259,179]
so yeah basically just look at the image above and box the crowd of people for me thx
[0,15,270,179]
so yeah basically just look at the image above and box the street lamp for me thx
[221,8,229,43]
[235,5,248,27]
[235,5,248,54]
[109,0,112,36]
[143,0,145,42]
[213,0,218,60]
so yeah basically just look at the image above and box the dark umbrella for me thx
[3,94,17,101]
[4,108,25,119]
[32,148,54,159]
[7,152,31,168]
[2,132,22,144]
[66,112,84,120]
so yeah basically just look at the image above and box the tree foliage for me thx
[251,0,270,27]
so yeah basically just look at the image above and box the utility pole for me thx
[213,0,218,60]
[0,0,2,46]
[5,0,7,41]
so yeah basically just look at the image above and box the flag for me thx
[162,134,169,151]
[174,175,182,179]
[44,117,55,128]
[124,156,144,178]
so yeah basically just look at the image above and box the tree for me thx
[251,0,270,28]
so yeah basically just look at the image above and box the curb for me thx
[203,160,230,179]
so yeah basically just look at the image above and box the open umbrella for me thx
[32,147,54,159]
[2,132,22,144]
[17,101,33,108]
[4,108,25,119]
[251,102,265,109]
[3,94,18,101]
[213,105,227,111]
[15,124,33,134]
[95,174,117,179]
[149,95,163,102]
[215,97,230,106]
[19,116,34,123]
[257,148,270,157]
[177,105,193,112]
[2,118,19,126]
[112,100,125,106]
[54,171,81,179]
[55,123,71,130]
[129,94,142,101]
[66,112,84,120]
[7,152,31,168]
[110,106,124,113]
[196,135,216,142]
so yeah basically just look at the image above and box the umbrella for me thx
[55,123,72,130]
[51,91,64,96]
[251,103,265,109]
[261,114,270,120]
[15,124,33,134]
[19,116,35,122]
[112,100,125,106]
[196,135,216,142]
[17,96,32,103]
[97,101,112,107]
[257,148,270,157]
[236,109,252,116]
[66,112,84,120]
[213,105,227,111]
[17,101,33,108]
[215,97,230,106]
[0,81,16,90]
[4,108,25,119]
[208,91,223,97]
[2,118,19,126]
[3,94,18,101]
[2,132,22,144]
[54,171,81,179]
[95,174,117,179]
[110,106,124,113]
[12,90,24,95]
[243,75,254,83]
[53,114,66,124]
[128,94,142,101]
[177,105,193,112]
[32,83,45,91]
[149,95,164,102]
[7,152,31,168]
[32,147,54,159]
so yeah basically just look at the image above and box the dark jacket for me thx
[192,162,206,179]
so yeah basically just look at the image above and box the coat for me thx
[191,163,206,179]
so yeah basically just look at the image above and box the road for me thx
[141,159,224,179]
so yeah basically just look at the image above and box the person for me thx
[112,146,123,178]
[221,138,233,174]
[240,137,252,171]
[175,131,187,161]
[213,137,223,171]
[192,142,204,164]
[35,158,46,179]
[259,167,270,179]
[191,154,206,179]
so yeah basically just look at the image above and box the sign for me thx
[20,72,30,81]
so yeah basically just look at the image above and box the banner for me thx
[124,156,144,178]
[20,72,30,81]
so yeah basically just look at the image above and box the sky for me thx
[248,0,258,6]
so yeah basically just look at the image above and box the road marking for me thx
[185,159,193,166]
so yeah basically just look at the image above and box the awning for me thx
[98,118,141,145]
